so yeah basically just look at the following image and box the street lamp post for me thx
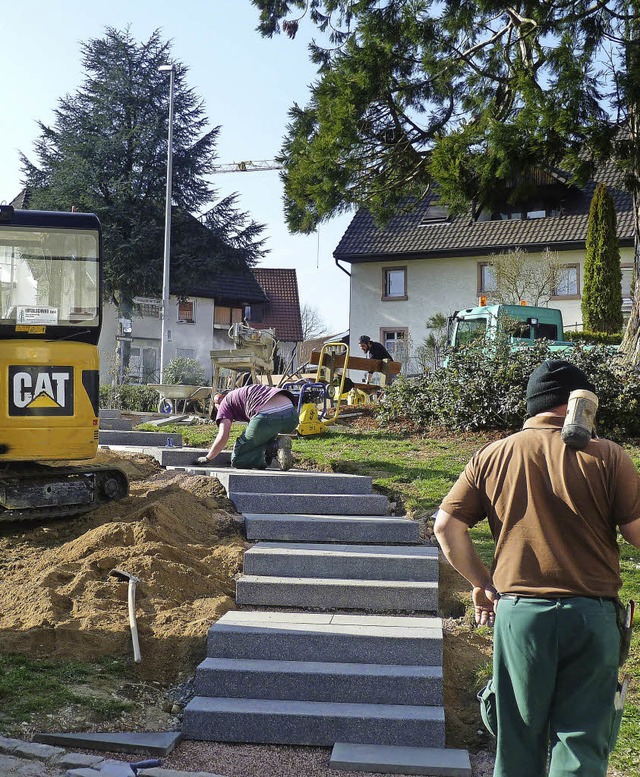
[158,63,175,384]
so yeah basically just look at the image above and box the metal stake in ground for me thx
[109,568,142,663]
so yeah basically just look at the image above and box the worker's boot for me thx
[264,439,278,466]
[276,436,293,471]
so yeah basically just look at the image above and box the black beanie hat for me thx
[526,359,595,416]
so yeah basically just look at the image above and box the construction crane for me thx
[212,160,283,173]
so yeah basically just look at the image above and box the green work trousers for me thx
[492,596,620,777]
[231,407,299,469]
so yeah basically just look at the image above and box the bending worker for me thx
[434,359,640,777]
[195,385,298,470]
[358,334,393,384]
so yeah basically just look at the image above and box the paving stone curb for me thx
[0,736,226,777]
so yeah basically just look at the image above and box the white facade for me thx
[349,246,635,372]
[100,296,217,385]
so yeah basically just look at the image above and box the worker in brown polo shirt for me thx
[434,359,640,777]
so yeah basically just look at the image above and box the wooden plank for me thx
[309,350,401,375]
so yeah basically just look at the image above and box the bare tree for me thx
[301,304,329,341]
[488,248,561,307]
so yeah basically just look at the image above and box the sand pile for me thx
[0,451,247,680]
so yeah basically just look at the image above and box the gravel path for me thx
[163,741,496,777]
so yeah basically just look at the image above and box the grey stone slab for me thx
[244,514,420,544]
[330,743,472,776]
[33,732,181,756]
[0,736,19,752]
[99,409,121,419]
[66,769,102,776]
[99,418,134,431]
[215,471,374,496]
[102,447,231,468]
[0,754,32,772]
[182,697,445,748]
[331,614,441,628]
[206,619,442,666]
[218,610,441,629]
[194,656,443,705]
[138,769,226,777]
[54,753,105,768]
[243,543,438,581]
[11,741,65,760]
[231,492,389,515]
[220,610,335,625]
[236,575,438,613]
[145,415,188,427]
[98,430,183,447]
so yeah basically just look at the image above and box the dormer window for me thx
[419,205,449,226]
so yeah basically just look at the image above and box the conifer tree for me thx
[250,0,640,365]
[20,27,266,306]
[582,184,623,334]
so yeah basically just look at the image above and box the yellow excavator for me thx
[0,205,128,522]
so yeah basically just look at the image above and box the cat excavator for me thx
[0,205,128,523]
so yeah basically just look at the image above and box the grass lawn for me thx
[161,415,640,772]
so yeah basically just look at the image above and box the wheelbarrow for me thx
[148,384,214,415]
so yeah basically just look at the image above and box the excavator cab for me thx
[0,206,128,522]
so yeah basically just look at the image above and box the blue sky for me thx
[0,1,352,333]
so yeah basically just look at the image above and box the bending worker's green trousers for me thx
[231,407,299,469]
[492,596,620,777]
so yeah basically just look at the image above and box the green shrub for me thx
[162,357,207,386]
[564,330,622,345]
[100,383,158,412]
[378,338,640,440]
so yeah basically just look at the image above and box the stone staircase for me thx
[99,425,470,774]
[168,464,468,766]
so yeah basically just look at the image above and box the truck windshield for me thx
[0,226,99,328]
[454,318,487,347]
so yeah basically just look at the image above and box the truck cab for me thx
[448,304,573,350]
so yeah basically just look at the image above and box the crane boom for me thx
[212,160,283,173]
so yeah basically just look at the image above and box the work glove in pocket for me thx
[478,678,497,737]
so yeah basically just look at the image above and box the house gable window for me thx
[382,267,407,301]
[551,264,580,299]
[177,300,196,324]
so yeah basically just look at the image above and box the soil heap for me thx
[0,450,247,680]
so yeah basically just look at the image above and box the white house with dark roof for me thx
[99,265,268,384]
[334,167,634,370]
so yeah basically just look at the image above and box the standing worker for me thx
[434,359,640,777]
[195,385,298,470]
[358,335,393,384]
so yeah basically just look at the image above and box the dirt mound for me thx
[0,451,247,680]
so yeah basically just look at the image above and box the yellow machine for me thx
[0,205,128,522]
[285,342,350,436]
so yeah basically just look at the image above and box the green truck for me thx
[448,303,576,351]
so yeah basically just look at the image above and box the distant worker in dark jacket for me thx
[194,385,298,470]
[358,334,393,384]
[434,360,640,777]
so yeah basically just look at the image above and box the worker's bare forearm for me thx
[434,509,494,590]
[206,420,231,460]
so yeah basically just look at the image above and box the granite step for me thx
[193,657,443,706]
[205,611,443,666]
[182,696,445,748]
[213,470,374,496]
[231,492,390,515]
[99,430,183,447]
[243,543,438,581]
[244,514,421,544]
[330,742,472,776]
[236,575,438,612]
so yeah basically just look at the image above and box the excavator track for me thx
[0,463,129,524]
